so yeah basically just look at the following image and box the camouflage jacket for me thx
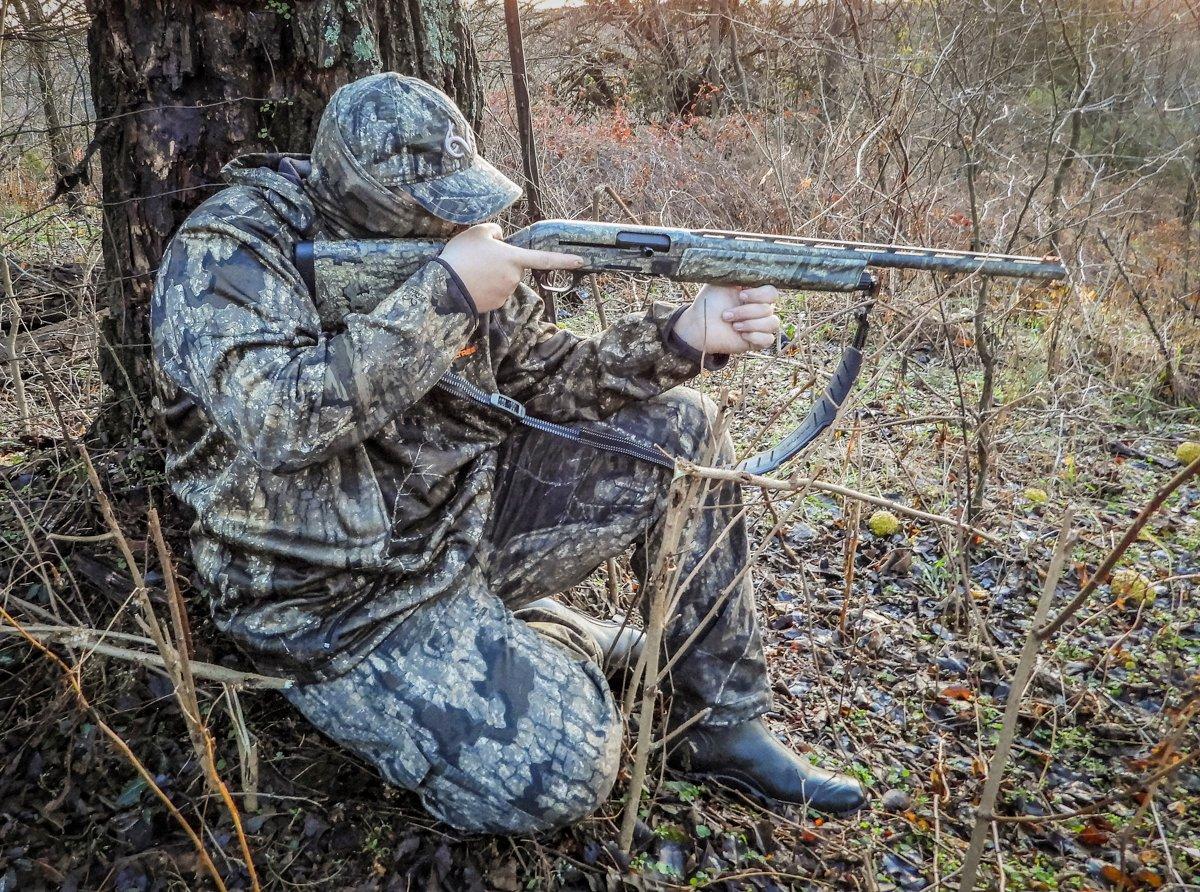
[151,155,710,680]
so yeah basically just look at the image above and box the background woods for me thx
[1,0,1198,890]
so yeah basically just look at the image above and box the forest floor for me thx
[1,232,1198,891]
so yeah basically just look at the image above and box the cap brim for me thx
[402,156,523,225]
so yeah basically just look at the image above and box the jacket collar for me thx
[220,153,317,234]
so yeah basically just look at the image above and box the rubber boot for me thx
[669,718,866,814]
[521,597,644,675]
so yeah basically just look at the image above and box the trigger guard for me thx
[533,270,583,295]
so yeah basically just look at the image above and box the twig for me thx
[959,512,1075,892]
[652,706,712,752]
[676,459,1001,545]
[148,508,261,891]
[0,625,290,689]
[1098,231,1178,399]
[1038,453,1200,639]
[838,500,861,636]
[600,184,643,224]
[46,531,117,542]
[590,187,610,330]
[1,253,31,437]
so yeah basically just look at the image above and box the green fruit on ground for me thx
[1110,568,1154,604]
[868,510,901,537]
[1023,487,1048,506]
[1176,441,1200,466]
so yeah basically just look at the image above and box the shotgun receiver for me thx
[295,220,1067,475]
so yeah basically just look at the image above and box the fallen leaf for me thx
[939,684,975,701]
[487,861,521,892]
[1100,864,1134,888]
[1135,870,1163,889]
[930,767,949,799]
[1077,826,1110,847]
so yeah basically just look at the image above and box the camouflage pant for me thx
[285,387,771,834]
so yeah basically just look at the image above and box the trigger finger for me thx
[517,247,586,271]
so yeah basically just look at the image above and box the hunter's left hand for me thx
[672,284,781,355]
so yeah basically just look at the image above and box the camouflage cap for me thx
[308,73,522,235]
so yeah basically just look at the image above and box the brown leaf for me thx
[1077,826,1110,847]
[1135,870,1163,889]
[1100,864,1134,888]
[930,767,949,799]
[486,860,522,892]
[939,684,975,702]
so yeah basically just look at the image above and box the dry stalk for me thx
[617,400,732,852]
[959,511,1076,891]
[224,685,261,813]
[24,415,266,886]
[676,460,1001,545]
[617,471,697,853]
[838,500,862,637]
[148,508,261,892]
[0,625,290,688]
[70,435,171,653]
[655,488,807,685]
[1,254,31,436]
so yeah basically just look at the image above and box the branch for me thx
[0,624,291,690]
[677,460,1002,545]
[1038,452,1200,640]
[959,512,1075,892]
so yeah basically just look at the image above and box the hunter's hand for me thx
[439,223,584,313]
[673,284,781,355]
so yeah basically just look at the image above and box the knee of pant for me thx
[660,387,734,464]
[432,710,623,836]
[525,737,622,832]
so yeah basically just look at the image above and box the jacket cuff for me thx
[431,257,479,316]
[664,305,730,371]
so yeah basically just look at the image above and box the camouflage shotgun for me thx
[296,220,1067,475]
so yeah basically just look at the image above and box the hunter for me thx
[150,73,865,834]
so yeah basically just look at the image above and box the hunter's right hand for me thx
[439,223,584,313]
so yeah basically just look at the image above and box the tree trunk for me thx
[86,0,482,443]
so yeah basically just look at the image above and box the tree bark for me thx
[86,0,481,442]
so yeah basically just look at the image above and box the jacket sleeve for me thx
[490,283,726,424]
[151,209,476,472]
